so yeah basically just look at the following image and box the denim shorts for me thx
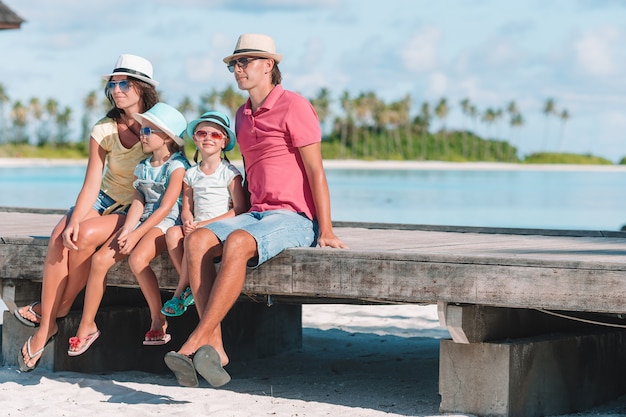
[68,190,129,218]
[93,190,129,215]
[205,210,319,267]
[136,203,182,233]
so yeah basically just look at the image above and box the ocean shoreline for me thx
[2,157,626,172]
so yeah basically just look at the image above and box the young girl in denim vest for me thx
[68,102,190,355]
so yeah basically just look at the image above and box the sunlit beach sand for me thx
[2,304,626,416]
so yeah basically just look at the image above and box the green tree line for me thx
[0,82,579,163]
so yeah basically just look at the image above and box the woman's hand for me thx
[61,219,81,250]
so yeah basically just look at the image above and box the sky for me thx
[2,0,626,161]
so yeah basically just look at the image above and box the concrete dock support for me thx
[439,329,626,417]
[2,289,302,373]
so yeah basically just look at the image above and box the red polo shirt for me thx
[235,84,321,220]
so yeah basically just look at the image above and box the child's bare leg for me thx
[129,229,169,337]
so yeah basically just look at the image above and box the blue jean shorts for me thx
[136,203,182,233]
[205,210,319,267]
[68,190,129,219]
[93,190,129,215]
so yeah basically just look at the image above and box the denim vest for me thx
[133,152,188,223]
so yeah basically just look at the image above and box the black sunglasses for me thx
[227,57,265,73]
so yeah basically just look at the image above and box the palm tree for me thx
[493,108,504,159]
[219,85,246,120]
[352,92,380,158]
[310,88,331,135]
[178,96,196,121]
[434,98,449,158]
[338,90,353,158]
[81,91,98,143]
[558,109,570,152]
[418,102,431,160]
[460,98,471,158]
[482,108,497,160]
[468,104,479,160]
[56,106,72,145]
[10,100,28,144]
[510,113,524,160]
[506,101,518,142]
[396,94,412,158]
[199,89,220,114]
[542,98,556,150]
[28,97,43,145]
[45,98,59,146]
[0,83,9,144]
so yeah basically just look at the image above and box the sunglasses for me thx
[106,80,132,92]
[227,57,264,73]
[139,127,163,137]
[194,130,225,140]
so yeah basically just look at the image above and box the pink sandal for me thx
[68,330,101,357]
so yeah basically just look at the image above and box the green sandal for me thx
[180,286,195,307]
[161,296,186,317]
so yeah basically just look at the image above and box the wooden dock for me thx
[2,208,626,417]
[2,208,626,313]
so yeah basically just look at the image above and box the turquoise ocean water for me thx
[2,164,626,231]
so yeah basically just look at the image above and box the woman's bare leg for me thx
[20,212,125,367]
[70,235,126,351]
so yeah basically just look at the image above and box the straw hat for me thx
[222,33,282,64]
[102,54,159,87]
[186,111,237,152]
[132,102,187,147]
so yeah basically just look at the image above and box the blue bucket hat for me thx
[133,102,187,147]
[186,111,237,152]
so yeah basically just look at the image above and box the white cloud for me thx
[486,39,523,67]
[574,27,620,76]
[402,26,442,74]
[427,72,448,97]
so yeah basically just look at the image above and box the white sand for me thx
[2,304,626,416]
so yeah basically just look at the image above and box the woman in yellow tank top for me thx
[15,54,160,372]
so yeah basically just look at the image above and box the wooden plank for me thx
[2,211,626,313]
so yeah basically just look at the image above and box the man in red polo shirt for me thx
[164,33,347,388]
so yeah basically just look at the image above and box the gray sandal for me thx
[14,301,41,327]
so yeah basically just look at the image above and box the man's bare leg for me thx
[178,229,257,366]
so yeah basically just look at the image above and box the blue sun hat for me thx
[186,111,237,152]
[133,102,187,147]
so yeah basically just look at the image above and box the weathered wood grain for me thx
[2,210,626,313]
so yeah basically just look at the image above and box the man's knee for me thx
[186,228,220,257]
[223,229,257,257]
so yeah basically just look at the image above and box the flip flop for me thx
[67,330,101,357]
[143,330,172,346]
[17,334,55,372]
[14,301,41,327]
[192,345,231,388]
[164,351,199,387]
